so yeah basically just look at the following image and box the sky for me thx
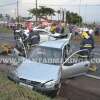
[0,0,100,23]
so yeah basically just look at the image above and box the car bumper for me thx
[34,84,58,96]
[8,73,59,96]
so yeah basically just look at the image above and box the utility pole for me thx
[85,1,87,24]
[62,8,64,22]
[15,8,16,19]
[64,8,66,23]
[60,8,62,21]
[36,0,38,24]
[79,0,81,26]
[17,0,19,24]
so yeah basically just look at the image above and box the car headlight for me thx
[44,80,56,89]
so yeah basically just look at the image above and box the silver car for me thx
[33,28,69,42]
[8,38,90,96]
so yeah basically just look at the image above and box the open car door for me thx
[61,49,91,79]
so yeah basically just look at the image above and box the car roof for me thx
[39,39,70,49]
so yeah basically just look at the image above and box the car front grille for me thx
[20,78,41,86]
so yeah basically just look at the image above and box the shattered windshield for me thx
[29,46,62,65]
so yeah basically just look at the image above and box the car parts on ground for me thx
[0,44,12,55]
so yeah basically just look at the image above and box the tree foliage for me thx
[0,14,3,19]
[66,11,82,24]
[28,6,55,17]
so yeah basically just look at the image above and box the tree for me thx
[28,6,55,18]
[57,10,61,21]
[5,14,11,21]
[66,11,71,23]
[0,14,3,19]
[66,11,82,24]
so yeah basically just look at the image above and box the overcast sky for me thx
[0,0,100,23]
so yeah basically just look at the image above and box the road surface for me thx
[0,33,15,47]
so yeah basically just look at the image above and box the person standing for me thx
[80,32,94,57]
[50,22,56,34]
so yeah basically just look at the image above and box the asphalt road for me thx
[0,33,15,47]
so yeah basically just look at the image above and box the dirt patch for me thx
[0,64,12,73]
[59,77,100,100]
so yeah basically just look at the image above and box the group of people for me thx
[50,22,65,34]
[49,22,95,58]
[32,22,95,58]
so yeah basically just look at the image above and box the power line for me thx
[18,1,100,7]
[0,2,17,7]
[0,1,99,8]
[21,2,100,7]
[39,3,100,7]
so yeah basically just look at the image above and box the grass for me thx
[0,72,52,100]
[0,27,13,34]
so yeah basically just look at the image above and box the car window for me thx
[29,46,62,65]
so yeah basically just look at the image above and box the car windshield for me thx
[29,46,62,65]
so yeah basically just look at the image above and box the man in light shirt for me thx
[89,28,94,36]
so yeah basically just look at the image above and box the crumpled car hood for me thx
[15,59,60,83]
